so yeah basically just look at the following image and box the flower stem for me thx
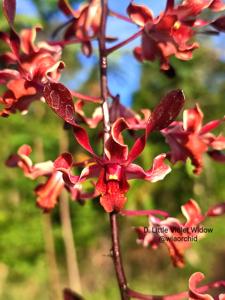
[120,209,169,218]
[109,10,133,24]
[70,90,102,103]
[106,29,142,55]
[98,0,110,149]
[110,212,130,300]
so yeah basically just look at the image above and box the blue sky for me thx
[16,0,224,106]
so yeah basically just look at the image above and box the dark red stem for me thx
[70,90,102,103]
[106,29,143,55]
[109,10,133,24]
[110,212,130,300]
[98,0,110,148]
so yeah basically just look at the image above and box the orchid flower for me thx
[161,104,225,174]
[6,145,96,211]
[135,199,225,267]
[58,0,102,56]
[127,0,225,70]
[43,82,185,212]
[0,27,64,116]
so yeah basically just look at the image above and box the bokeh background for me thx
[0,0,225,299]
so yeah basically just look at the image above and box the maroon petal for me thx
[58,0,74,16]
[165,0,175,12]
[35,171,64,212]
[6,144,54,179]
[105,118,129,161]
[63,288,84,300]
[0,69,19,83]
[74,100,102,128]
[208,150,225,162]
[54,153,78,185]
[211,16,225,32]
[189,273,214,300]
[183,104,203,133]
[209,0,225,11]
[148,89,185,133]
[177,0,213,17]
[210,135,225,150]
[200,117,225,135]
[127,90,184,164]
[207,202,225,217]
[20,27,41,54]
[43,82,96,156]
[126,154,171,182]
[2,0,16,26]
[127,2,153,27]
[181,199,204,226]
[18,144,32,156]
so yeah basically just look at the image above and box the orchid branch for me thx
[110,213,130,300]
[98,0,110,148]
[106,29,143,55]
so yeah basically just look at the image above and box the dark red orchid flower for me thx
[43,82,185,212]
[161,104,225,174]
[0,26,64,116]
[6,145,95,211]
[127,0,225,70]
[136,199,205,267]
[58,0,101,56]
[74,96,150,130]
[135,199,225,268]
[109,96,151,130]
[189,272,225,300]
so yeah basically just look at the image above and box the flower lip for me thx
[105,164,122,181]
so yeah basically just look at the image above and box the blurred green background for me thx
[0,1,225,299]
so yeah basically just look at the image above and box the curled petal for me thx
[189,272,214,300]
[127,2,153,27]
[20,26,41,54]
[126,154,171,182]
[54,153,78,185]
[75,100,102,128]
[6,144,54,179]
[105,118,129,161]
[0,69,19,83]
[209,0,225,11]
[207,202,225,217]
[177,0,213,17]
[181,199,204,226]
[35,171,64,212]
[183,104,203,133]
